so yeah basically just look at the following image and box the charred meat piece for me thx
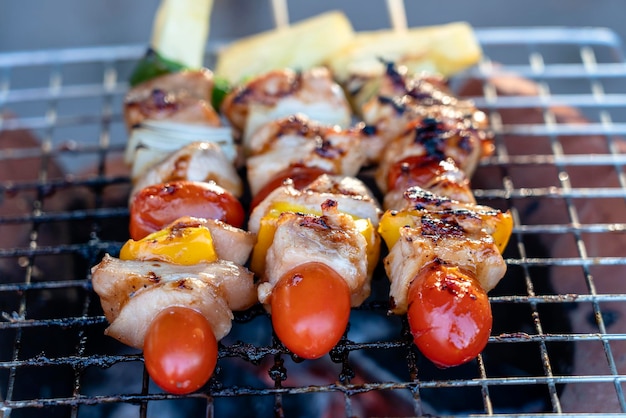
[353,63,490,164]
[221,67,352,140]
[91,254,256,349]
[124,69,221,130]
[376,117,485,194]
[245,114,367,195]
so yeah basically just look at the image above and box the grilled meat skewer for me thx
[222,68,381,359]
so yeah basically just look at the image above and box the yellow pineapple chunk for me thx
[327,21,482,81]
[215,11,355,84]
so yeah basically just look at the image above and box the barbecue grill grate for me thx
[2,26,626,417]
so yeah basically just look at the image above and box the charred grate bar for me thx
[1,27,626,417]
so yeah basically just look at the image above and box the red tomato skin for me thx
[270,262,351,359]
[250,165,330,210]
[143,306,218,395]
[407,262,492,368]
[387,155,447,192]
[129,180,244,240]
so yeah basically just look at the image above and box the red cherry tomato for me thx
[407,262,492,368]
[250,165,329,210]
[270,262,351,359]
[129,180,244,240]
[387,155,447,192]
[144,306,218,394]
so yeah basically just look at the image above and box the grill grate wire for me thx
[1,27,626,417]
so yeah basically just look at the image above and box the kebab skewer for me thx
[221,67,381,359]
[359,64,513,367]
[92,0,257,394]
[94,88,254,394]
[215,7,495,364]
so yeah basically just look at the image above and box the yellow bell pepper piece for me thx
[378,210,416,251]
[266,201,321,218]
[120,224,218,265]
[485,210,513,254]
[250,202,380,277]
[354,218,380,277]
[249,216,278,276]
[378,208,513,254]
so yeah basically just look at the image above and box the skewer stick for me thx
[386,0,408,32]
[150,0,214,68]
[271,0,290,29]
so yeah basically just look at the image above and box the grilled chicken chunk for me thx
[351,63,489,165]
[245,114,368,196]
[221,67,352,141]
[131,141,243,199]
[383,156,475,210]
[257,200,371,308]
[124,71,236,181]
[249,174,381,233]
[124,69,221,130]
[91,254,256,349]
[381,187,508,314]
[375,117,485,195]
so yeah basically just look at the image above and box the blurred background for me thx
[0,0,624,53]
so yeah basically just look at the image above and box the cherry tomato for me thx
[250,165,329,211]
[387,155,447,192]
[270,262,351,359]
[407,262,492,368]
[144,306,218,394]
[129,180,244,240]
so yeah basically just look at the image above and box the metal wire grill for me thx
[1,27,626,417]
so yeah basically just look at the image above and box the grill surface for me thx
[1,26,626,417]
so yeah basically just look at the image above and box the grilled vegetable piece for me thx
[144,306,218,394]
[129,180,245,240]
[120,216,255,266]
[129,0,214,86]
[130,141,242,199]
[215,11,355,85]
[270,261,351,359]
[407,261,492,368]
[129,48,187,87]
[327,21,482,83]
[211,76,232,111]
[121,222,218,266]
[250,165,330,211]
[149,0,214,69]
